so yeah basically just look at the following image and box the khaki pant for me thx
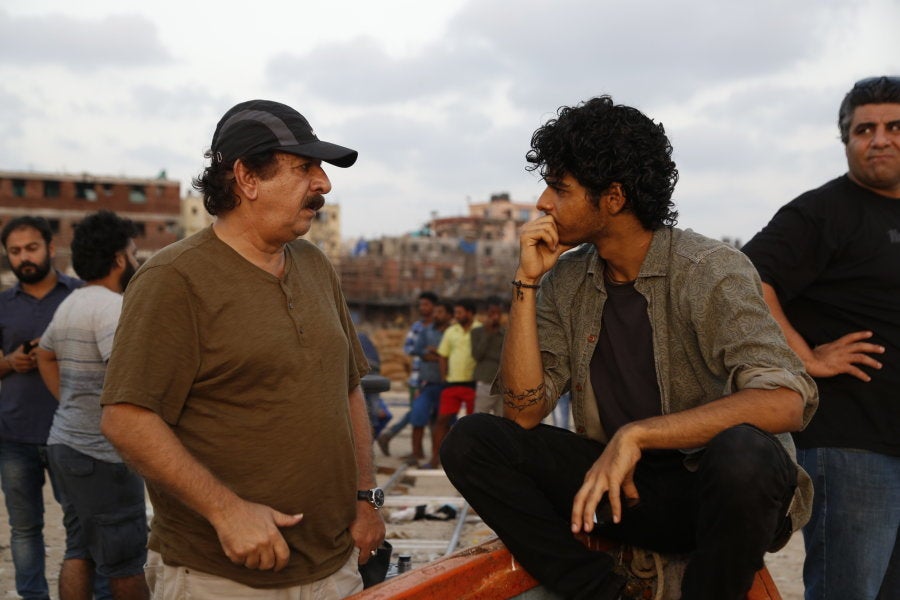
[145,548,363,600]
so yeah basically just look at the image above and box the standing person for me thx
[99,99,385,598]
[440,96,817,599]
[356,330,391,438]
[0,216,82,600]
[743,75,900,600]
[471,297,506,416]
[405,301,453,465]
[377,291,437,456]
[36,210,148,600]
[428,299,480,469]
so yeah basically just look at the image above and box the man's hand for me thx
[517,215,574,283]
[807,330,884,381]
[571,425,642,534]
[209,497,303,571]
[351,502,386,565]
[5,342,39,373]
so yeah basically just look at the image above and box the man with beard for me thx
[99,100,385,598]
[0,215,82,599]
[36,210,147,599]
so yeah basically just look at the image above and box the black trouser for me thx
[440,414,796,600]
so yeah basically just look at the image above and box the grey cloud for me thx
[266,36,503,106]
[0,10,172,69]
[131,85,229,119]
[454,0,857,110]
[265,0,852,112]
[670,81,846,178]
[124,144,197,176]
[0,88,25,165]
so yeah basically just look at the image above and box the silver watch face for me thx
[372,488,385,508]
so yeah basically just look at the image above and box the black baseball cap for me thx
[210,99,358,168]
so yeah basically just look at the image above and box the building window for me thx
[43,180,61,198]
[47,219,60,234]
[103,183,114,197]
[75,182,97,201]
[12,179,26,197]
[129,186,147,203]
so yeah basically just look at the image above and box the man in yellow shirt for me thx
[428,299,481,468]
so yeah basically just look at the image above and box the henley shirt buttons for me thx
[587,335,596,342]
[575,383,583,392]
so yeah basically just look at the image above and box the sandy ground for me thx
[0,391,805,598]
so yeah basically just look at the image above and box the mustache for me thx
[305,195,325,211]
[15,261,39,271]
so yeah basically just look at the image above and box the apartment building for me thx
[0,170,180,287]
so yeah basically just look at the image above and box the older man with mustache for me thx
[100,100,384,599]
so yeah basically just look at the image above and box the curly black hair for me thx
[192,150,281,216]
[526,96,678,230]
[71,210,138,281]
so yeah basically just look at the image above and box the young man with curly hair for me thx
[36,210,147,599]
[441,96,818,600]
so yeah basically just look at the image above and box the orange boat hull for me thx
[349,538,783,600]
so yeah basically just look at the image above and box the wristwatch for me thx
[357,488,385,509]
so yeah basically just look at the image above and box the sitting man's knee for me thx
[440,413,500,470]
[703,424,792,486]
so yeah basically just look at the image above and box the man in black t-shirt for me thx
[743,76,900,600]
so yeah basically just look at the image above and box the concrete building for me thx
[181,189,215,238]
[303,204,342,264]
[0,170,181,288]
[433,192,541,243]
[340,192,532,314]
[179,191,341,263]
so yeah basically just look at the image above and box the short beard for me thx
[119,261,137,291]
[12,256,52,285]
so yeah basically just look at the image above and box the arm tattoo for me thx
[502,380,546,412]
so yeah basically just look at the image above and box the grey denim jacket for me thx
[533,227,818,534]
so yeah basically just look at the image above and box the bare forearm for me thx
[100,403,241,525]
[625,387,804,451]
[347,386,377,490]
[35,350,60,401]
[761,284,815,364]
[500,277,549,427]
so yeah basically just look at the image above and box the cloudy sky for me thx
[1,0,897,243]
